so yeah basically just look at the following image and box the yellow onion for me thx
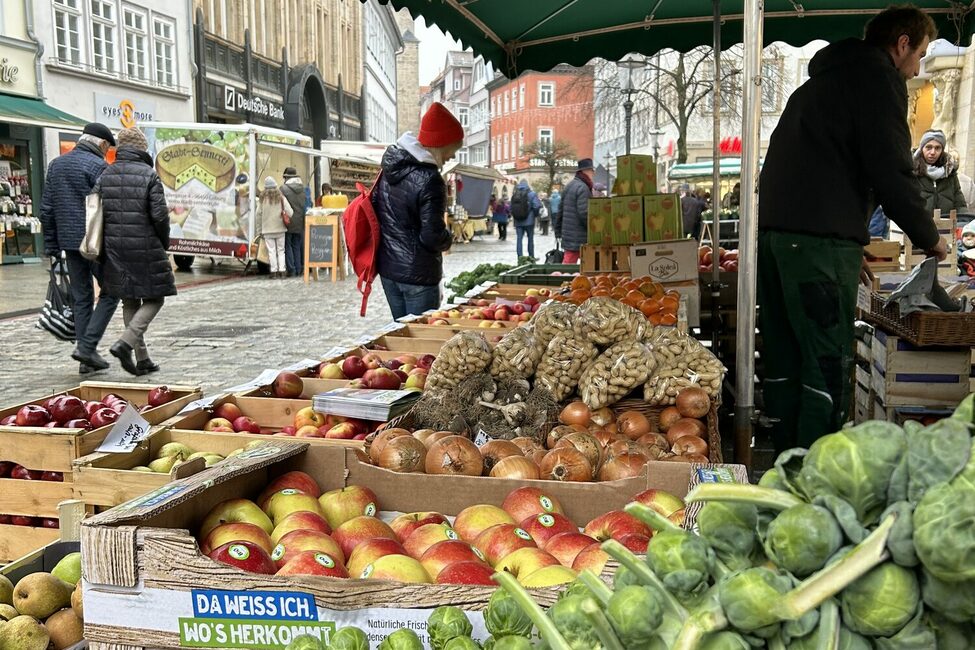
[378,436,428,473]
[369,428,411,465]
[597,452,649,481]
[425,435,483,476]
[617,411,652,441]
[559,401,591,427]
[539,448,592,482]
[490,455,541,480]
[479,439,524,474]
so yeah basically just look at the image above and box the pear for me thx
[44,608,84,649]
[1,615,49,650]
[70,583,83,621]
[148,454,184,473]
[12,573,72,619]
[0,603,17,620]
[131,466,154,473]
[201,454,225,467]
[157,442,195,459]
[0,574,12,605]
[50,552,82,586]
[226,448,244,458]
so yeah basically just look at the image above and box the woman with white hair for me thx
[257,177,293,278]
[914,129,967,215]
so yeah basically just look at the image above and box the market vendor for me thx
[757,5,947,452]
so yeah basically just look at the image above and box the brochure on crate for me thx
[313,388,420,420]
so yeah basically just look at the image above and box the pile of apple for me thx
[197,470,686,589]
[0,462,62,529]
[316,353,434,391]
[698,245,739,273]
[427,298,539,326]
[0,387,176,432]
[199,400,378,441]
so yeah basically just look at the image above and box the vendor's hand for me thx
[860,257,875,287]
[925,238,948,261]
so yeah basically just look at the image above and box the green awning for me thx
[374,1,972,76]
[0,94,87,130]
[669,158,764,181]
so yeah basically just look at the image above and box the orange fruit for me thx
[570,276,592,292]
[661,295,680,311]
[591,288,611,297]
[625,290,646,305]
[639,299,663,318]
[648,312,664,325]
[610,287,627,300]
[660,313,678,326]
[569,289,590,304]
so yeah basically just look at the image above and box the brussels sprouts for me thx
[813,495,868,543]
[443,638,481,650]
[698,631,751,650]
[484,588,533,638]
[488,637,531,650]
[696,501,759,571]
[612,564,640,590]
[558,579,594,602]
[878,502,917,568]
[717,567,791,632]
[377,629,423,650]
[605,586,661,645]
[428,606,473,650]
[547,595,599,649]
[873,611,936,650]
[840,562,919,637]
[645,529,716,597]
[756,467,788,491]
[764,503,843,577]
[952,393,973,424]
[906,417,972,503]
[921,569,975,623]
[328,627,368,650]
[927,612,975,650]
[284,635,325,650]
[838,626,873,650]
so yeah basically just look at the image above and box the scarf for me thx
[926,165,947,181]
[576,170,594,194]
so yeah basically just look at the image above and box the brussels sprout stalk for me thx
[577,570,614,606]
[580,597,626,650]
[625,502,683,532]
[816,600,840,650]
[492,572,571,650]
[671,591,728,650]
[685,483,805,510]
[602,540,689,620]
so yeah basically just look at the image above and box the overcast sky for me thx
[415,16,465,85]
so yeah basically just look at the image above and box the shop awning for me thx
[0,94,87,130]
[668,158,764,181]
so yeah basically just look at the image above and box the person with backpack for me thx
[510,180,542,260]
[370,102,461,320]
[280,167,307,277]
[554,159,595,264]
[491,195,510,241]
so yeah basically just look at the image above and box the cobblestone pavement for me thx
[0,230,560,403]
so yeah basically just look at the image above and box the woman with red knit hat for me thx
[371,101,464,319]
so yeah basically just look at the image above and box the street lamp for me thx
[617,53,644,155]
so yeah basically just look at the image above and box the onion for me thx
[417,430,454,449]
[606,439,647,460]
[511,436,547,462]
[604,421,619,435]
[539,448,592,482]
[559,401,591,427]
[369,428,412,464]
[490,455,540,480]
[592,429,622,449]
[479,439,523,473]
[590,407,616,427]
[676,387,711,419]
[556,432,603,477]
[378,436,428,473]
[659,407,682,431]
[665,418,707,446]
[672,436,709,457]
[425,435,484,476]
[637,432,670,452]
[617,411,652,441]
[597,452,649,481]
[668,452,709,464]
[546,425,579,449]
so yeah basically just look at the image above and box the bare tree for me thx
[521,139,577,194]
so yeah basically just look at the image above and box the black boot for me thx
[137,359,160,374]
[71,347,110,370]
[110,341,142,376]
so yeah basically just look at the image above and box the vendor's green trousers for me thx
[757,231,863,452]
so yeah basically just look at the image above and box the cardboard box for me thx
[613,154,656,195]
[629,239,699,283]
[644,193,683,241]
[664,278,701,328]
[611,196,645,244]
[587,197,614,245]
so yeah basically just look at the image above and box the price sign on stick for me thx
[96,403,151,453]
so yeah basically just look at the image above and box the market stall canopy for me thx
[375,0,973,76]
[442,161,508,182]
[668,157,764,181]
[443,162,509,216]
[0,95,87,131]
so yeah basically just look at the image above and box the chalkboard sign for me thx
[308,223,333,264]
[304,213,344,282]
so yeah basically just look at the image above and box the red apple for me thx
[353,433,369,440]
[520,513,577,548]
[272,529,345,569]
[62,419,91,430]
[419,540,488,579]
[362,368,402,390]
[453,505,516,543]
[361,353,384,370]
[324,423,358,439]
[341,356,368,379]
[40,471,63,482]
[43,422,59,428]
[511,303,526,315]
[544,532,599,567]
[618,533,651,553]
[502,487,565,524]
[258,471,322,507]
[385,359,403,370]
[110,402,128,415]
[389,512,450,543]
[11,465,40,480]
[276,551,349,578]
[318,486,379,529]
[494,547,560,580]
[346,537,407,577]
[417,355,436,370]
[331,516,397,559]
[0,462,12,477]
[293,407,326,429]
[89,407,119,428]
[208,541,277,574]
[271,371,303,399]
[473,524,537,566]
[278,426,297,436]
[572,543,609,574]
[395,354,418,366]
[49,395,87,423]
[0,415,17,426]
[147,386,175,407]
[213,402,243,422]
[204,417,234,432]
[15,405,50,427]
[630,489,686,518]
[232,416,261,434]
[201,522,275,556]
[403,523,460,559]
[295,425,326,438]
[435,560,496,585]
[40,518,59,529]
[101,393,123,406]
[583,511,652,542]
[393,370,408,384]
[270,511,332,545]
[11,515,37,526]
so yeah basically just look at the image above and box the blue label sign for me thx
[191,590,317,621]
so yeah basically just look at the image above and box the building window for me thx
[90,0,117,73]
[503,133,509,160]
[490,97,496,118]
[518,129,524,154]
[454,77,461,91]
[123,8,148,80]
[503,93,509,114]
[153,17,175,87]
[538,82,554,107]
[456,148,469,164]
[519,84,525,110]
[538,128,553,148]
[762,59,781,113]
[458,106,469,128]
[53,0,82,65]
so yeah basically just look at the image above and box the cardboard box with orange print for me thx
[611,196,645,244]
[644,193,683,241]
[613,155,656,195]
[587,198,614,245]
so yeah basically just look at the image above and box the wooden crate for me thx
[80,442,746,649]
[890,212,957,279]
[580,244,631,274]
[368,334,450,354]
[1,500,84,571]
[864,239,901,272]
[870,329,970,407]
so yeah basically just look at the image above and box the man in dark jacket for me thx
[511,180,542,260]
[554,159,594,264]
[758,6,946,451]
[680,185,706,240]
[280,167,308,278]
[372,102,460,320]
[40,122,119,374]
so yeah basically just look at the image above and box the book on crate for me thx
[313,388,421,421]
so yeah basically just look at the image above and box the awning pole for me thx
[735,0,763,469]
[710,0,722,355]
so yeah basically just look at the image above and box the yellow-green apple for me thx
[346,538,407,577]
[669,508,686,528]
[571,543,608,574]
[453,505,515,542]
[200,499,273,539]
[478,321,492,329]
[341,356,368,380]
[294,407,326,429]
[394,354,418,366]
[404,373,426,390]
[271,529,345,569]
[519,565,577,588]
[520,513,577,548]
[332,516,397,558]
[232,416,261,434]
[543,532,598,567]
[419,540,487,579]
[295,425,325,438]
[618,533,651,553]
[630,489,685,518]
[447,309,462,319]
[501,487,564,524]
[359,554,431,583]
[272,371,303,399]
[360,353,384,370]
[318,486,379,529]
[583,511,652,542]
[258,471,321,507]
[271,511,332,544]
[263,489,326,526]
[473,525,537,566]
[494,547,560,580]
[318,363,346,380]
[389,512,449,543]
[275,551,349,578]
[208,541,276,574]
[403,523,460,558]
[525,288,540,297]
[201,522,274,556]
[203,417,234,432]
[435,560,496,585]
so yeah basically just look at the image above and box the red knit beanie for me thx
[418,102,465,148]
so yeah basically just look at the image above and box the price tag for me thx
[473,430,491,446]
[96,403,151,453]
[176,394,225,416]
[281,358,320,373]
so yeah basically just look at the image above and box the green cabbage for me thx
[764,503,843,577]
[696,501,759,571]
[841,562,920,637]
[717,567,792,632]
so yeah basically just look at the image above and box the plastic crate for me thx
[498,263,579,286]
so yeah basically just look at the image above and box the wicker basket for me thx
[864,292,975,347]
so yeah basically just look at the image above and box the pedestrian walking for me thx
[510,180,541,260]
[538,192,551,236]
[280,167,307,277]
[257,177,292,279]
[554,159,595,264]
[96,127,176,376]
[548,189,562,238]
[39,122,120,374]
[913,129,968,215]
[372,102,460,320]
[492,196,510,241]
[681,185,706,240]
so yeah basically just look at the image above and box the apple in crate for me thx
[318,363,346,380]
[618,532,651,553]
[263,489,326,526]
[271,511,332,545]
[544,532,599,568]
[11,465,41,480]
[404,372,427,390]
[520,565,577,588]
[232,416,261,434]
[40,518,60,529]
[347,538,407,577]
[62,419,91,430]
[318,486,379,529]
[332,516,397,559]
[436,560,496,585]
[271,529,345,569]
[295,425,325,438]
[494,547,560,580]
[403,523,460,559]
[276,426,297,437]
[271,371,303,399]
[362,368,401,390]
[419,540,487,580]
[453,504,516,542]
[208,541,276,575]
[359,554,431,583]
[341,356,367,380]
[147,386,175,407]
[11,515,37,526]
[572,542,609,574]
[395,354,417,366]
[417,355,436,370]
[520,513,577,548]
[203,417,234,432]
[389,512,449,543]
[361,353,384,370]
[213,402,243,422]
[630,489,686,518]
[0,415,16,426]
[201,522,274,555]
[473,525,537,566]
[15,405,50,427]
[276,551,349,578]
[49,395,87,423]
[293,407,326,429]
[324,423,358,439]
[258,471,321,505]
[90,407,120,428]
[41,471,64,482]
[583,510,652,542]
[199,499,274,540]
[502,486,565,524]
[101,393,124,406]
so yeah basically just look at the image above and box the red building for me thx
[488,66,594,187]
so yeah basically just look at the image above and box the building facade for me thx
[423,51,472,162]
[393,9,419,138]
[362,0,401,143]
[466,55,493,168]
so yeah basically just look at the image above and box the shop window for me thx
[153,17,176,87]
[54,0,83,66]
[123,8,148,80]
[90,0,116,73]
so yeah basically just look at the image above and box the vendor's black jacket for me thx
[759,38,939,250]
[372,134,452,286]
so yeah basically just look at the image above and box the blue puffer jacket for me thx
[40,141,108,254]
[511,180,542,227]
[372,134,453,286]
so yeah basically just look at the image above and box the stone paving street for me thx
[0,230,559,404]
